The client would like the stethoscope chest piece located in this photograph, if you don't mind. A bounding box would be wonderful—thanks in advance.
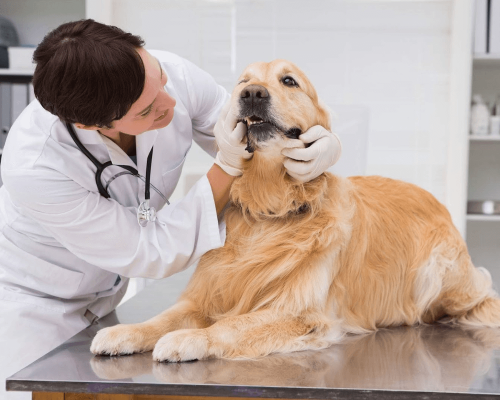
[65,122,168,228]
[137,200,157,227]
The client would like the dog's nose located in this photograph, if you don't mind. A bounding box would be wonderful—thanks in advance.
[240,84,269,102]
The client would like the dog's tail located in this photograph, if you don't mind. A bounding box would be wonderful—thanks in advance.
[451,266,500,327]
[458,295,500,327]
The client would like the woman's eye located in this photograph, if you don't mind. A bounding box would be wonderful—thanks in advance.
[282,76,298,87]
[141,109,152,117]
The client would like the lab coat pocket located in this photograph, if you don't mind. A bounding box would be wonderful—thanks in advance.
[0,233,84,301]
[161,150,189,200]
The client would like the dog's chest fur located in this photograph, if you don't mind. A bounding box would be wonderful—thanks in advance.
[181,155,355,321]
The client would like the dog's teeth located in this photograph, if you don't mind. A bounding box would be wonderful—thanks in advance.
[247,119,264,126]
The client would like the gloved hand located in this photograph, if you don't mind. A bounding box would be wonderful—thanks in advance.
[281,125,342,182]
[213,100,252,176]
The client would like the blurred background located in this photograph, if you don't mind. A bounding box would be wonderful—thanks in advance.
[2,0,500,295]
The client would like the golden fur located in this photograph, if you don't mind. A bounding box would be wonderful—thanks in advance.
[91,60,500,362]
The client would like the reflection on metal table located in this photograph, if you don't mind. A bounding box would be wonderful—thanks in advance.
[7,272,500,399]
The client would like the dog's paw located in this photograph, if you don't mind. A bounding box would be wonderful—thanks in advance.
[90,324,152,356]
[152,329,210,362]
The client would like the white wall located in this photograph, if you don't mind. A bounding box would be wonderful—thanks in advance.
[236,0,454,204]
[100,0,461,208]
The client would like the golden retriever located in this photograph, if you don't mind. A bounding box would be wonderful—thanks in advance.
[91,60,500,362]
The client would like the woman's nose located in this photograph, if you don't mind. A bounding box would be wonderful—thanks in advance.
[159,90,176,109]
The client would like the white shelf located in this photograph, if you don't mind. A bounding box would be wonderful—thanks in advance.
[0,69,34,76]
[469,135,500,141]
[474,53,500,60]
[467,214,500,221]
[473,54,500,67]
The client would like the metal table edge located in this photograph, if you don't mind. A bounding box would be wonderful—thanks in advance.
[6,380,500,399]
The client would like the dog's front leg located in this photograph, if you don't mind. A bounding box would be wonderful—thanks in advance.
[152,310,341,362]
[91,300,208,356]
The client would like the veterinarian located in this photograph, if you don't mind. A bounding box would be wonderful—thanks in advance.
[0,19,341,399]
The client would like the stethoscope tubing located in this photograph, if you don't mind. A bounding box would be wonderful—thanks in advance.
[104,171,168,203]
[65,122,169,205]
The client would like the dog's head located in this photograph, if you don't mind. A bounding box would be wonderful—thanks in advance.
[232,59,331,153]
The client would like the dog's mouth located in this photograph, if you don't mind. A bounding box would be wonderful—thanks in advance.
[239,115,277,153]
[242,115,275,129]
[246,115,264,126]
[239,115,302,153]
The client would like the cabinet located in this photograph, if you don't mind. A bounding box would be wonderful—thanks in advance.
[0,0,85,135]
[466,56,500,285]
[0,0,85,185]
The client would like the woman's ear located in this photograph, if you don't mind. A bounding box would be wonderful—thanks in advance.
[74,123,100,131]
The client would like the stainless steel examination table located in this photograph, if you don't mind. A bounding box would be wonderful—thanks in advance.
[7,269,500,400]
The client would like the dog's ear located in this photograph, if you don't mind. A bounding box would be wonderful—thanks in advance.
[316,100,332,132]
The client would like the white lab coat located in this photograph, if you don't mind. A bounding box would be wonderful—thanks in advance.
[0,50,229,400]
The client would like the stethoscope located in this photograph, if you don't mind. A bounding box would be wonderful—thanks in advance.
[65,122,169,227]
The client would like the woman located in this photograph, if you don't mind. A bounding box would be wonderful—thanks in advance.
[0,19,340,400]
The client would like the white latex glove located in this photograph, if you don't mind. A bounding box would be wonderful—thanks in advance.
[213,101,253,176]
[281,125,342,182]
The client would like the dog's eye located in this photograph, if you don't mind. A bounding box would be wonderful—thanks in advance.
[282,76,298,87]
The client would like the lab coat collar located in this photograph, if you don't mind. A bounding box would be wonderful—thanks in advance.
[69,124,159,171]
[70,124,106,146]
[70,124,131,167]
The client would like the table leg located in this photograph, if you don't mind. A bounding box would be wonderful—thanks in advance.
[32,393,64,400]
[33,394,132,400]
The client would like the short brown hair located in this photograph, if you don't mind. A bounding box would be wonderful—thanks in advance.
[33,19,145,128]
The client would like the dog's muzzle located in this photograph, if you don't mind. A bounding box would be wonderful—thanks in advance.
[238,84,302,152]
[238,84,276,152]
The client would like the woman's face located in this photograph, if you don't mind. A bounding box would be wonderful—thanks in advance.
[76,47,177,139]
